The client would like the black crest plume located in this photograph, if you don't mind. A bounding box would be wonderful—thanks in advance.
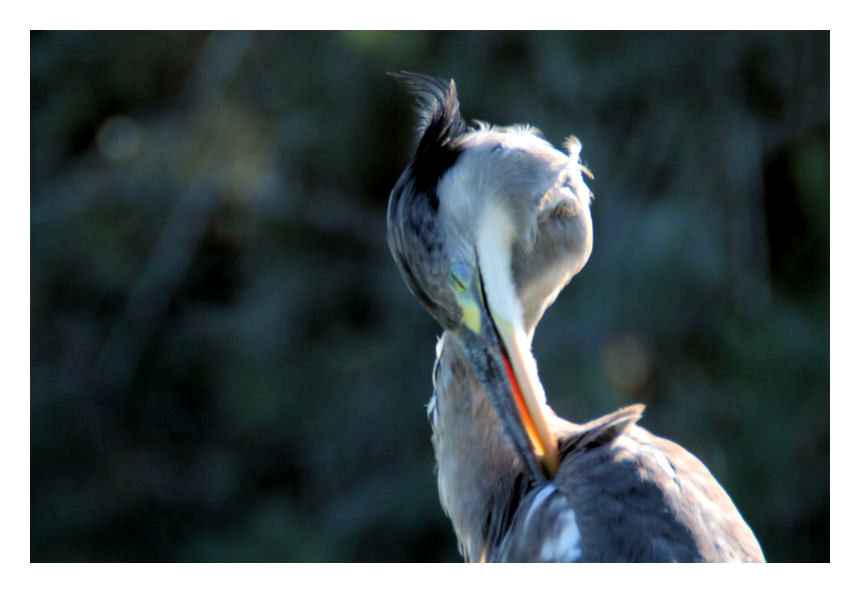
[389,72,466,149]
[389,72,467,195]
[386,72,468,330]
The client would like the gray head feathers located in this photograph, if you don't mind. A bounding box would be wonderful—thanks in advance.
[387,72,595,333]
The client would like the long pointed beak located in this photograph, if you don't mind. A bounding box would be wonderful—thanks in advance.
[489,313,559,478]
[454,273,559,481]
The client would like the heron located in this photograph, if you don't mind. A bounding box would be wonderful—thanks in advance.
[386,72,764,562]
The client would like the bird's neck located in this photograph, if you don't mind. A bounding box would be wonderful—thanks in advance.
[429,332,526,561]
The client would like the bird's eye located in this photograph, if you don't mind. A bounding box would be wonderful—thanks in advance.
[450,262,471,292]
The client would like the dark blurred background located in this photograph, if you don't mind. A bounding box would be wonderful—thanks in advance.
[31,31,829,562]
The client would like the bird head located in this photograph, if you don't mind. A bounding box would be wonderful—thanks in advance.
[387,73,593,480]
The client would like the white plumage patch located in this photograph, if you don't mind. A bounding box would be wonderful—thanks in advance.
[529,485,583,562]
[540,508,582,562]
[475,202,522,331]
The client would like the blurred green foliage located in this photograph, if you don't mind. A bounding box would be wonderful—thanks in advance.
[31,31,828,562]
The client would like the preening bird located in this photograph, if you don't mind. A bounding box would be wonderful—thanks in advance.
[386,72,764,562]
